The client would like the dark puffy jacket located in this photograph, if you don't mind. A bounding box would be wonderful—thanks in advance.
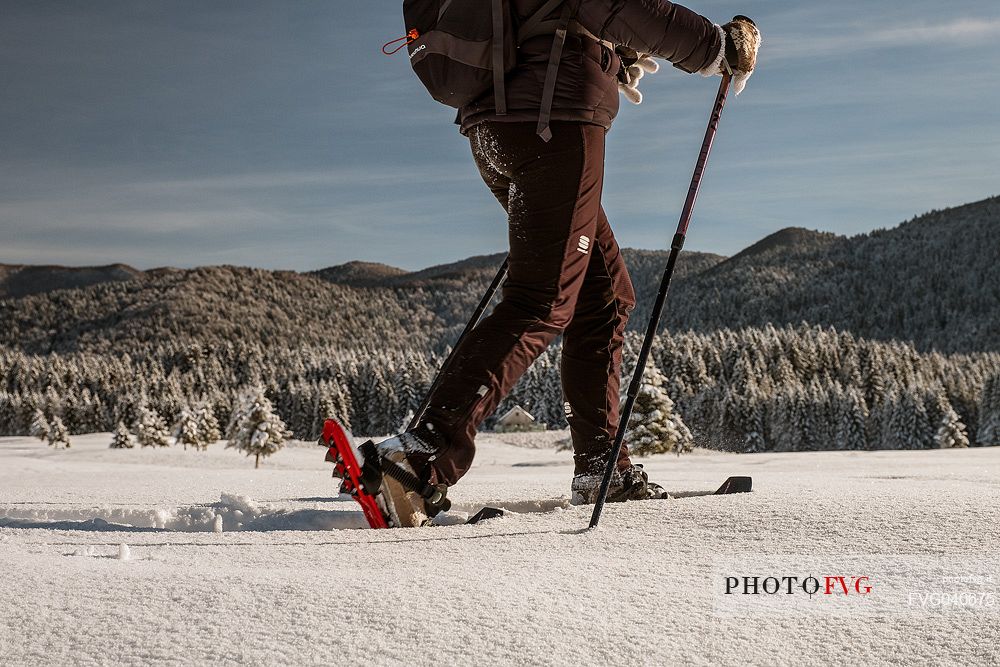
[458,0,721,134]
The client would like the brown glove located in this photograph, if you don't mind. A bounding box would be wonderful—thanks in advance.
[701,15,761,95]
[724,16,760,93]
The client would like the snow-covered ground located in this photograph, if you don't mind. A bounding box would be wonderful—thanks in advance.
[1,433,998,666]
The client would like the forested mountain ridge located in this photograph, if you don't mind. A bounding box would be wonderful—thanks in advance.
[0,263,143,299]
[0,266,441,355]
[707,227,838,270]
[640,196,1000,353]
[0,196,997,354]
[309,261,406,287]
[312,250,725,289]
[0,251,719,355]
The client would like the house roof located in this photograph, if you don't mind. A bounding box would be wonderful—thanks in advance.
[497,405,535,423]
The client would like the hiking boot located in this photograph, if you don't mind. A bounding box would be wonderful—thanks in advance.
[371,424,445,528]
[375,449,429,528]
[570,464,667,505]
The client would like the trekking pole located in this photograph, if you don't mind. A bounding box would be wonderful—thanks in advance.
[409,257,509,430]
[589,67,733,529]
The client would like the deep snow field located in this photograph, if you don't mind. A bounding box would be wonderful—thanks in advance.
[1,432,998,666]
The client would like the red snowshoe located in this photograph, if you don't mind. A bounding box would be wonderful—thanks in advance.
[320,419,455,529]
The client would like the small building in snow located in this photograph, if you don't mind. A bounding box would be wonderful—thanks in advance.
[494,405,545,432]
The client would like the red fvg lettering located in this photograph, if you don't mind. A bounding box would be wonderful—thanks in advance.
[823,576,872,595]
[825,576,848,595]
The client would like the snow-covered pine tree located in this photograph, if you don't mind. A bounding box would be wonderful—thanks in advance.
[765,385,795,452]
[135,406,171,448]
[881,390,934,450]
[801,380,828,451]
[905,389,935,449]
[110,421,134,449]
[47,415,71,449]
[194,401,221,447]
[226,387,292,468]
[719,392,747,450]
[361,364,394,436]
[0,391,12,434]
[790,386,818,452]
[29,409,50,442]
[743,418,766,453]
[313,380,351,436]
[313,391,336,439]
[923,388,950,435]
[976,375,1000,446]
[625,365,693,456]
[225,390,250,440]
[741,386,767,453]
[391,364,420,422]
[683,347,712,393]
[172,406,200,451]
[859,345,888,409]
[836,387,869,450]
[934,405,969,448]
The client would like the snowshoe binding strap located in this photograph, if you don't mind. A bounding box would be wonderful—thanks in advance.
[359,440,452,517]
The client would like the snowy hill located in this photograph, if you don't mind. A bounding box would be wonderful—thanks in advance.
[310,260,408,287]
[313,251,725,289]
[1,433,997,665]
[0,262,143,299]
[709,226,838,267]
[0,249,720,355]
[657,196,1000,352]
[1,197,997,354]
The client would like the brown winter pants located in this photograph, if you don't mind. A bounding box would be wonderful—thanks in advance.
[420,121,636,485]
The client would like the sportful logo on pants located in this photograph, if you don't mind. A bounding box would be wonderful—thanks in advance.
[577,235,591,254]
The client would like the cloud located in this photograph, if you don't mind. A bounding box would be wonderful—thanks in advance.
[872,18,999,43]
[765,17,1000,61]
[123,167,476,194]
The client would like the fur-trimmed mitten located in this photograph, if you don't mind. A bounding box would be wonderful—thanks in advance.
[616,47,660,105]
[700,15,761,95]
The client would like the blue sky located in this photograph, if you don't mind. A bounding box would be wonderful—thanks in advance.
[1,1,997,271]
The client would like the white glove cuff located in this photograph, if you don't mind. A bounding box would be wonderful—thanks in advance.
[698,24,726,78]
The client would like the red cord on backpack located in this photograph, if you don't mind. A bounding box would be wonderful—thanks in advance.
[382,29,420,55]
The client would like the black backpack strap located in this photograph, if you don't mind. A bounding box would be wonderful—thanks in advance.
[492,0,507,115]
[535,1,574,141]
[517,0,568,45]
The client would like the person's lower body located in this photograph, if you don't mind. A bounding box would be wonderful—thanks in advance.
[405,120,637,489]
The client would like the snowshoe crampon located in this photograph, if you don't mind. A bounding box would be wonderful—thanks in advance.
[320,419,454,529]
[320,419,389,529]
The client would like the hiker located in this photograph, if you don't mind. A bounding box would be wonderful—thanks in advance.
[376,2,760,524]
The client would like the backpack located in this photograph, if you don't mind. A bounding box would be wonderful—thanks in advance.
[386,0,577,140]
